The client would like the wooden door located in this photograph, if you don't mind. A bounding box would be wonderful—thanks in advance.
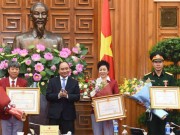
[156,2,180,40]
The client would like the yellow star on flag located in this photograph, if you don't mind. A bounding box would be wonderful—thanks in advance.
[100,33,113,60]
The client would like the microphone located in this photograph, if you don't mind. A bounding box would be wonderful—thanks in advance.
[170,122,180,128]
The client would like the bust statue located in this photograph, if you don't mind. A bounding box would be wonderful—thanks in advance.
[13,2,66,50]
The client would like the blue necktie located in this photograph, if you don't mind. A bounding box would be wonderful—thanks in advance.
[62,78,66,90]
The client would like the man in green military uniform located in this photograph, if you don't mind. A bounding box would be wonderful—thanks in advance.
[143,52,176,135]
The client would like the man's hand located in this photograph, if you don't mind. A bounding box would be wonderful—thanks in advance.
[59,89,68,98]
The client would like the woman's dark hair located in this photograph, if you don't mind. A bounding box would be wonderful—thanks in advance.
[97,60,110,71]
[8,61,20,69]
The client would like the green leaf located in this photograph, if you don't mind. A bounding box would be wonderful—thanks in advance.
[53,49,59,53]
[0,70,7,78]
[20,64,27,73]
[51,57,61,65]
[40,58,46,64]
[81,49,88,55]
[45,68,54,76]
[28,45,35,50]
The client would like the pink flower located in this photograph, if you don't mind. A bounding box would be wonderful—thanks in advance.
[68,62,73,67]
[31,54,41,61]
[33,73,42,81]
[24,73,29,78]
[59,51,69,58]
[68,69,72,76]
[44,52,53,60]
[0,64,4,70]
[72,47,79,54]
[73,70,78,75]
[71,56,79,62]
[76,64,83,72]
[12,48,21,54]
[0,48,4,53]
[36,44,45,51]
[62,48,71,55]
[0,60,8,70]
[12,58,17,61]
[27,68,31,72]
[80,55,85,59]
[25,59,31,66]
[19,49,28,57]
[34,63,44,72]
[50,65,56,71]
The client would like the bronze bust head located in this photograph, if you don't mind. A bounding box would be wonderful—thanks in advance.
[13,2,66,50]
[30,2,48,39]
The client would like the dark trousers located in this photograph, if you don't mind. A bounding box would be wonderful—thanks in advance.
[147,113,166,135]
[49,118,75,134]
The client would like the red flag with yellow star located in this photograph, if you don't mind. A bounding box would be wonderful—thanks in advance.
[100,0,114,79]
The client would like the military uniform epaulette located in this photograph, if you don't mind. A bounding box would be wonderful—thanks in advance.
[144,72,152,76]
[165,72,173,76]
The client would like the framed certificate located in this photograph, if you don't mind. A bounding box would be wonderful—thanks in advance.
[150,86,180,109]
[6,87,40,114]
[92,94,126,122]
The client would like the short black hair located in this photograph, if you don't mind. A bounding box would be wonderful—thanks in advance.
[30,2,48,14]
[8,61,20,69]
[97,60,110,71]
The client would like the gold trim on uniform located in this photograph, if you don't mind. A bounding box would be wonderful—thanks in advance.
[165,72,173,76]
[144,72,151,76]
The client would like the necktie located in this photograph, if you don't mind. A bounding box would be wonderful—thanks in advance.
[12,81,15,87]
[62,78,66,90]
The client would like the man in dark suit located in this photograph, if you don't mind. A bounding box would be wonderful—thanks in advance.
[46,61,80,134]
[0,61,27,135]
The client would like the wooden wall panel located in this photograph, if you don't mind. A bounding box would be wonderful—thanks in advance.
[109,0,156,85]
[1,0,179,134]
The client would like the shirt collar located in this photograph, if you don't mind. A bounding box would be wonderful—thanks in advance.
[152,70,165,76]
[60,76,68,80]
[32,29,47,39]
[9,77,17,84]
[96,76,111,83]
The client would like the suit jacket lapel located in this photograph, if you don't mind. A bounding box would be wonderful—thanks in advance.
[5,78,10,87]
[16,78,20,87]
[65,77,71,91]
[56,77,62,90]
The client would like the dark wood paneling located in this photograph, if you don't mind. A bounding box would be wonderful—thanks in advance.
[1,0,179,134]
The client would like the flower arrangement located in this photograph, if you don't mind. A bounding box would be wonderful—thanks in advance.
[119,78,144,95]
[89,78,107,97]
[79,77,107,98]
[78,77,95,98]
[0,43,88,95]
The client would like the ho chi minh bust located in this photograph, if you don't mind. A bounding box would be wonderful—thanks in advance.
[13,2,66,50]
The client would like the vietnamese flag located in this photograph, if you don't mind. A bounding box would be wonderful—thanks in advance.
[100,0,115,79]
